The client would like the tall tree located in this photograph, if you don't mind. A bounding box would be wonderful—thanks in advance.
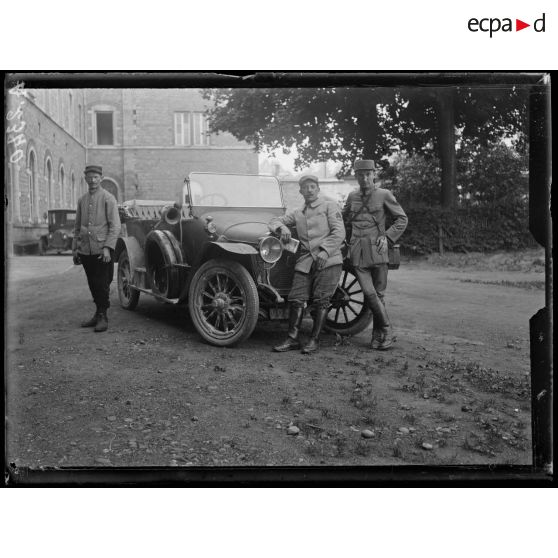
[384,85,529,206]
[204,85,528,207]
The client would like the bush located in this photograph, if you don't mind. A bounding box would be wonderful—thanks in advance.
[380,143,531,255]
[399,200,531,255]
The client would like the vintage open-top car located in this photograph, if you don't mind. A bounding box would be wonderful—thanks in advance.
[39,209,76,254]
[115,172,374,347]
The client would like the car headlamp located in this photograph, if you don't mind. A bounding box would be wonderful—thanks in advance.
[259,236,283,264]
[204,216,217,234]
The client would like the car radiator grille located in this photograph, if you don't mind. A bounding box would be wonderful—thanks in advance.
[269,255,296,294]
[52,231,67,247]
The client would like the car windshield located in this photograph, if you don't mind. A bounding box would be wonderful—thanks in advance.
[188,173,283,208]
[49,211,76,228]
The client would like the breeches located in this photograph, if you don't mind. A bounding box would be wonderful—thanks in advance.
[354,264,388,302]
[288,264,343,309]
[80,254,115,311]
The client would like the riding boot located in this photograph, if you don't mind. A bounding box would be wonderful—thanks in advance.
[365,294,393,350]
[370,303,388,349]
[94,310,108,332]
[81,308,100,327]
[377,324,396,350]
[370,327,382,350]
[301,306,328,354]
[273,306,304,352]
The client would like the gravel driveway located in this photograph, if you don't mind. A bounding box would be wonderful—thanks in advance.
[6,253,544,472]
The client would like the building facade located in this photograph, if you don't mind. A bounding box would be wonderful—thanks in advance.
[6,87,257,252]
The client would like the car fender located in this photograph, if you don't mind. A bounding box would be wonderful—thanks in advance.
[178,241,259,303]
[115,236,144,272]
[204,241,258,258]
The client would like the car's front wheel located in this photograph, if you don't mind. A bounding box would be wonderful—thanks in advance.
[188,258,259,347]
[117,251,140,310]
[325,266,373,337]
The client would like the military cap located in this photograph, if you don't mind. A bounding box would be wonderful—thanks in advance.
[84,164,103,175]
[298,174,319,186]
[353,159,376,171]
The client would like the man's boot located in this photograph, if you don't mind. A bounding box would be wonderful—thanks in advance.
[365,294,394,350]
[370,327,382,350]
[94,311,108,332]
[370,303,389,349]
[377,326,396,350]
[301,306,328,354]
[81,308,99,328]
[273,306,304,352]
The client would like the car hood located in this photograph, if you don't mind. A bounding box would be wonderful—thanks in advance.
[198,209,283,244]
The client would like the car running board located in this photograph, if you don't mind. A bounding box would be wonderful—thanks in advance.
[134,286,180,304]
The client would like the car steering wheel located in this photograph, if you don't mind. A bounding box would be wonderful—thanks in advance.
[198,193,228,206]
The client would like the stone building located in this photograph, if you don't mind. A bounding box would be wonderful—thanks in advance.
[6,88,257,253]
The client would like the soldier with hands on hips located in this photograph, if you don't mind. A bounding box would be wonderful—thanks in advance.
[72,165,121,332]
[269,174,345,354]
[342,159,408,350]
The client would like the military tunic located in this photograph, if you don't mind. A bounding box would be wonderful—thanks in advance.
[342,187,407,267]
[73,187,120,256]
[269,196,345,273]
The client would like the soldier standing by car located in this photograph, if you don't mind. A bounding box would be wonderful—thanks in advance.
[343,159,408,350]
[72,165,121,332]
[269,174,345,354]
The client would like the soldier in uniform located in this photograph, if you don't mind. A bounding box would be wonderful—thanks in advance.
[269,174,345,354]
[343,159,408,350]
[72,165,121,332]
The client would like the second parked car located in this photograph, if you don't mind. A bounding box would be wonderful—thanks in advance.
[39,209,76,254]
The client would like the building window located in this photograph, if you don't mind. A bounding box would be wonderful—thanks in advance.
[60,166,65,208]
[96,111,114,145]
[71,172,76,207]
[174,112,210,146]
[46,159,53,208]
[28,150,37,222]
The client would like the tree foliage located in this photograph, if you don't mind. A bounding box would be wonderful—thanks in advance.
[380,141,528,207]
[203,85,529,207]
[204,88,396,174]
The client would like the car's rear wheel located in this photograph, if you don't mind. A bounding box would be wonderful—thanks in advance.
[117,251,140,310]
[188,258,259,347]
[325,266,372,336]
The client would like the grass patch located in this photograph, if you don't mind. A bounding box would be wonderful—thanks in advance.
[349,390,378,412]
[403,413,417,425]
[456,278,544,290]
[354,440,372,457]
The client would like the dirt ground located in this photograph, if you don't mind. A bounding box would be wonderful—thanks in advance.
[5,249,545,470]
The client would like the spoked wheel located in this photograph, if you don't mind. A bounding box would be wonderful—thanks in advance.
[325,266,372,336]
[188,258,259,347]
[117,251,140,310]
